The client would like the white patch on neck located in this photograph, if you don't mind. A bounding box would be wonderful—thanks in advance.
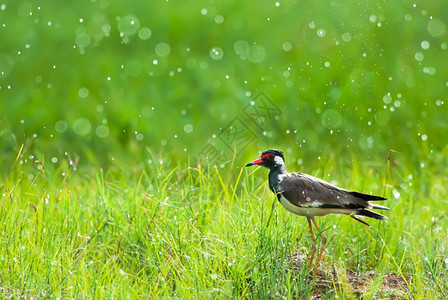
[274,156,285,168]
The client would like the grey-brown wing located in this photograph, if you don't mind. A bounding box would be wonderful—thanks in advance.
[276,173,372,209]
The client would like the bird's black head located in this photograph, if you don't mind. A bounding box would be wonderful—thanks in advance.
[245,149,285,170]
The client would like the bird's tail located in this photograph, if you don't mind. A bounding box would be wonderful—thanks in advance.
[370,203,390,210]
[350,208,388,226]
[356,208,387,220]
[350,191,387,201]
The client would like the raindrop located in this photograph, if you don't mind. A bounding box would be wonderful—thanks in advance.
[427,19,446,37]
[78,87,89,98]
[309,21,315,29]
[73,118,91,136]
[383,93,392,104]
[282,42,292,51]
[234,40,249,59]
[155,42,171,57]
[138,27,152,40]
[117,15,140,36]
[248,45,266,63]
[51,157,58,163]
[209,47,224,60]
[324,61,330,67]
[421,134,427,141]
[95,125,109,138]
[414,52,424,61]
[341,32,352,42]
[55,120,68,133]
[421,40,430,50]
[317,28,326,37]
[321,109,342,128]
[184,124,193,133]
[215,15,224,24]
[423,66,436,75]
[75,32,91,49]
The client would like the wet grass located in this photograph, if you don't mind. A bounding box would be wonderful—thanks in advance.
[0,146,447,299]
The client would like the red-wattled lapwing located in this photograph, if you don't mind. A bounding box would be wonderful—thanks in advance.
[246,149,389,278]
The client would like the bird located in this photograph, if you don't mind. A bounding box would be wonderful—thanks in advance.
[245,149,389,278]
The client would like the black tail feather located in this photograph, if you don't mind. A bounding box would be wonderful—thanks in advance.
[350,215,371,227]
[371,203,390,210]
[350,191,387,201]
[356,208,387,220]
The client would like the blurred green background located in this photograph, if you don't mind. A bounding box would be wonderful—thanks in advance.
[1,0,447,172]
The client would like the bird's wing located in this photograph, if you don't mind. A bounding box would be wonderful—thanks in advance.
[276,173,373,209]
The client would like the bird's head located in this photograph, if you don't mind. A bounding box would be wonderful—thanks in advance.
[246,149,285,170]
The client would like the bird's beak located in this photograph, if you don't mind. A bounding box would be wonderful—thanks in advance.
[246,157,263,167]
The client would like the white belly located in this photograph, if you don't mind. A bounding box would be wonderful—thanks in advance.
[278,194,354,217]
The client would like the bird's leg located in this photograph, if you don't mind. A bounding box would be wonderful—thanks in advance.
[307,217,317,273]
[312,218,327,280]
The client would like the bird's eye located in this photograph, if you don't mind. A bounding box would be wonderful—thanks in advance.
[269,154,274,159]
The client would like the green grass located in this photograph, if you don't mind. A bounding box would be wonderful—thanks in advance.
[1,145,446,299]
[1,0,448,297]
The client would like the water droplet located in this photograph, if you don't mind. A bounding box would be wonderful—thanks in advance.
[282,42,292,51]
[117,15,140,36]
[215,15,224,24]
[210,47,224,60]
[247,45,266,63]
[234,40,249,59]
[95,125,109,138]
[421,40,430,50]
[383,93,392,104]
[73,118,91,136]
[317,28,326,37]
[427,19,446,37]
[414,52,425,61]
[55,120,68,133]
[341,32,352,42]
[78,87,89,98]
[321,109,342,128]
[184,124,193,133]
[138,27,152,40]
[155,42,171,57]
